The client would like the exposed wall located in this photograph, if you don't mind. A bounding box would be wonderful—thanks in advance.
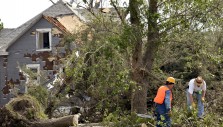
[57,15,86,34]
[0,55,12,106]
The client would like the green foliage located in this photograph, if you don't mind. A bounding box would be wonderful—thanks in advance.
[156,27,223,83]
[62,0,223,124]
[103,110,155,127]
[169,80,223,126]
[64,16,135,113]
[154,0,223,82]
[102,81,223,126]
[171,106,223,127]
[6,95,47,120]
[28,85,49,108]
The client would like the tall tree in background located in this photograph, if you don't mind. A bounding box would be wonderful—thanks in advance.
[0,19,3,30]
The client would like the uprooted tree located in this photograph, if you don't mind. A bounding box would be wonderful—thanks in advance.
[0,95,79,127]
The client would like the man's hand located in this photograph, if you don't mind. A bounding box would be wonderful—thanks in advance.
[189,102,196,110]
[189,105,193,110]
[201,97,205,102]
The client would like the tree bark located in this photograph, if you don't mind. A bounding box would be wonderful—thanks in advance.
[129,0,159,114]
[129,0,147,114]
[31,115,79,127]
[143,0,159,70]
[0,107,79,127]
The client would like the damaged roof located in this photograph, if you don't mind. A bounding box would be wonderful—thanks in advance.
[0,0,120,56]
[0,14,42,55]
[0,0,87,55]
[0,28,14,52]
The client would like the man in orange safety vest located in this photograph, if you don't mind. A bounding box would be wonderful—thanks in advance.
[154,77,175,127]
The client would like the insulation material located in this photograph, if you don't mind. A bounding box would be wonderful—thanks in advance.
[57,15,86,34]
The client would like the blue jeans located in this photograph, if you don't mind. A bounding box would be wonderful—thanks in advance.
[155,104,171,127]
[186,89,204,118]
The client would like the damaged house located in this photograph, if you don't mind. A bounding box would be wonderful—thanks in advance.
[0,0,118,107]
[0,0,90,106]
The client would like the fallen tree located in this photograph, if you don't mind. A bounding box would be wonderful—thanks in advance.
[0,95,79,127]
[31,115,79,127]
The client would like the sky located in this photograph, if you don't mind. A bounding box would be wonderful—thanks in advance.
[0,0,127,28]
[0,0,56,28]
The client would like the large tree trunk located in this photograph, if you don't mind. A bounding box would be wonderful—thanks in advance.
[31,115,79,127]
[0,106,79,127]
[143,0,159,70]
[129,0,159,114]
[131,70,148,114]
[129,0,147,114]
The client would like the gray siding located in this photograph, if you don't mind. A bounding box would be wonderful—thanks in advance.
[0,56,3,106]
[0,55,11,107]
[0,56,3,87]
[0,18,65,106]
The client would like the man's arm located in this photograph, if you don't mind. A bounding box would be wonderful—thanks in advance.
[202,90,206,98]
[165,90,171,111]
[188,79,194,104]
[202,81,207,98]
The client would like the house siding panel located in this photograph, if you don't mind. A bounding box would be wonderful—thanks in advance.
[0,56,3,107]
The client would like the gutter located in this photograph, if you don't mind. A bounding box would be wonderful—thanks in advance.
[0,51,9,56]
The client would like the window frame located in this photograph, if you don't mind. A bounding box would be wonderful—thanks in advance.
[36,28,52,51]
[26,64,40,84]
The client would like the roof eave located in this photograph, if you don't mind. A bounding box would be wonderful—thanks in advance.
[0,51,9,56]
[5,14,43,50]
[43,15,71,34]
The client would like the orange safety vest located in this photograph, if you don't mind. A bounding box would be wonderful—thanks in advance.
[154,86,172,104]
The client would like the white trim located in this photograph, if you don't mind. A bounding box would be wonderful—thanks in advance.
[0,51,9,56]
[36,28,51,32]
[36,49,52,52]
[36,28,52,51]
[26,64,40,69]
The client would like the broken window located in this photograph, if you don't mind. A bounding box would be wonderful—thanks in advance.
[30,68,38,80]
[36,28,52,51]
[26,64,40,84]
